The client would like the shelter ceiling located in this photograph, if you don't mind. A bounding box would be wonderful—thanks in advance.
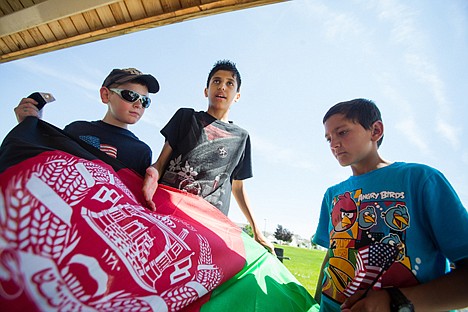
[0,0,285,63]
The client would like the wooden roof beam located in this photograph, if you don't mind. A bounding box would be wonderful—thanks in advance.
[0,0,120,36]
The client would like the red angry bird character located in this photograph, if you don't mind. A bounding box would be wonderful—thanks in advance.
[332,192,358,232]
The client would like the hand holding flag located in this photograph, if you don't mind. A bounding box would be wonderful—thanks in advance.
[343,242,401,298]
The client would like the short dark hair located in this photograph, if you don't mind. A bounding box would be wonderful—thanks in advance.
[206,60,241,91]
[323,98,384,147]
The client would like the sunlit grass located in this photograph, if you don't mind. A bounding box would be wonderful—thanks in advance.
[274,245,468,312]
[274,244,326,297]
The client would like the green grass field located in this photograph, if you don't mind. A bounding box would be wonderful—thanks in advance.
[274,244,326,297]
[275,245,468,312]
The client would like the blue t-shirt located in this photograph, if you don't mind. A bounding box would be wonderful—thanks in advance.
[313,162,468,312]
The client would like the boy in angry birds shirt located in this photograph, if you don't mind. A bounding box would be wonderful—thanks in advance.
[313,98,468,312]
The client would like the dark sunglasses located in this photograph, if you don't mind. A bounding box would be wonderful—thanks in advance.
[109,88,151,108]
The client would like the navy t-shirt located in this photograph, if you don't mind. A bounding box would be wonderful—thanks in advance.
[64,120,151,176]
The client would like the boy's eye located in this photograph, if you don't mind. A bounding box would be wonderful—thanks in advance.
[339,130,349,136]
[227,81,234,86]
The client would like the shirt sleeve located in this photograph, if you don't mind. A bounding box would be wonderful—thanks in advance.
[160,108,194,149]
[422,168,468,262]
[313,190,332,248]
[232,134,253,180]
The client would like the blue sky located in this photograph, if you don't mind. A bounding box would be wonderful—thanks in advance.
[1,0,467,239]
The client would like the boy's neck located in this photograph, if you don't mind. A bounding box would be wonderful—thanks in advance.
[101,116,128,129]
[351,155,391,176]
[206,108,229,122]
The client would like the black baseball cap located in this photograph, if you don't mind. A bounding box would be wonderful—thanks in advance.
[102,68,160,93]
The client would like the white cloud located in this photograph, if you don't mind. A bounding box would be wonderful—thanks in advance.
[394,119,430,156]
[300,0,367,41]
[377,0,417,45]
[380,81,432,156]
[375,1,460,150]
[323,13,364,41]
[447,1,468,42]
[251,134,318,172]
[405,52,459,150]
[436,120,460,149]
[16,59,98,91]
[463,150,468,165]
[405,54,450,116]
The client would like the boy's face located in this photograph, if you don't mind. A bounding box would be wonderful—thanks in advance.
[324,113,377,168]
[204,70,240,111]
[101,82,150,128]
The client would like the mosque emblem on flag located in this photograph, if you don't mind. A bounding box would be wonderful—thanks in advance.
[0,152,225,311]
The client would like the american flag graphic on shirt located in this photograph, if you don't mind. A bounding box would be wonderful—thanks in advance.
[100,144,118,158]
[343,242,400,297]
[79,135,117,158]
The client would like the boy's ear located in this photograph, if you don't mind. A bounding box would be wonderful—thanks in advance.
[204,88,208,98]
[100,86,111,103]
[371,121,384,142]
[234,92,241,102]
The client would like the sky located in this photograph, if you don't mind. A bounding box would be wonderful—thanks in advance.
[1,0,467,240]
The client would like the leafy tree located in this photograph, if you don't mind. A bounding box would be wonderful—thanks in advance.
[242,224,254,237]
[310,234,318,248]
[274,224,293,243]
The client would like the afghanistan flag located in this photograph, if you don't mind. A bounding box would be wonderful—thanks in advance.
[0,117,318,312]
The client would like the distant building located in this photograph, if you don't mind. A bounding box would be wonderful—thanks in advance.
[234,222,315,249]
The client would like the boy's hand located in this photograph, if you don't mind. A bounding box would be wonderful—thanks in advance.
[254,230,275,254]
[14,98,42,122]
[142,166,159,211]
[341,289,391,312]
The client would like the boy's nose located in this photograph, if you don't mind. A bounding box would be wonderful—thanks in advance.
[329,137,340,148]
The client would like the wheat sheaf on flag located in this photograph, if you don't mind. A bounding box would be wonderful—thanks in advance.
[343,242,400,297]
[0,118,318,312]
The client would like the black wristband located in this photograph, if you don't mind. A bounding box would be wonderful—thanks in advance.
[385,287,414,312]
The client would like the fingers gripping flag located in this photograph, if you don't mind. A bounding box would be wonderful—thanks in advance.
[343,242,400,297]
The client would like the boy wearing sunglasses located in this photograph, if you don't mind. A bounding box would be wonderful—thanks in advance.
[14,68,159,177]
[142,60,274,253]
